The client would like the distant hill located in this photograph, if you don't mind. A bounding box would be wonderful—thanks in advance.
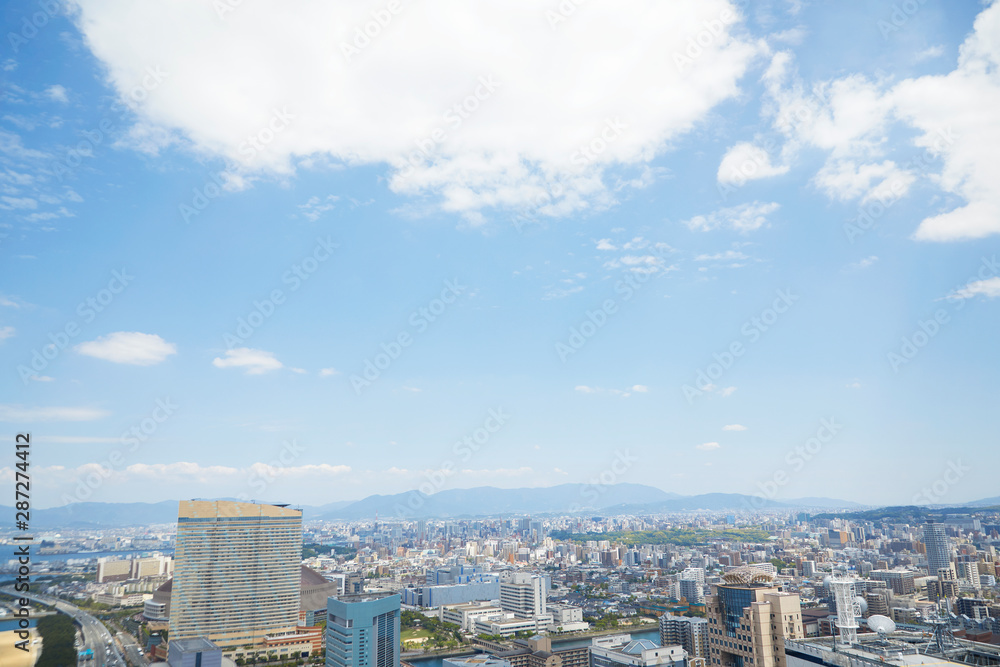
[0,501,181,528]
[962,496,1000,507]
[324,487,862,519]
[323,483,676,520]
[0,499,358,528]
[3,486,864,527]
[813,502,1000,522]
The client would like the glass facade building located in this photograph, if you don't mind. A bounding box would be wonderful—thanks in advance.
[326,594,400,667]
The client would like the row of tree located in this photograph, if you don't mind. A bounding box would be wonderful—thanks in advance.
[35,613,78,667]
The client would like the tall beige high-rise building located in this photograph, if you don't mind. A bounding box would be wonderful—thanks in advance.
[169,500,302,649]
[705,567,803,667]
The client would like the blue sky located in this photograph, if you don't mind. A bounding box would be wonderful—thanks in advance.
[1,0,999,508]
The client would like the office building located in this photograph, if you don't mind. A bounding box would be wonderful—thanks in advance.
[401,580,500,607]
[680,578,705,605]
[495,635,589,667]
[869,570,915,595]
[326,594,400,667]
[924,520,952,576]
[660,614,707,660]
[97,555,174,583]
[169,500,302,649]
[705,567,803,667]
[500,573,546,619]
[864,591,889,618]
[440,602,505,633]
[548,603,588,632]
[956,597,989,621]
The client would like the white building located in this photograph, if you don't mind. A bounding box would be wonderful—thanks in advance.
[499,573,546,619]
[590,637,687,667]
[440,601,505,633]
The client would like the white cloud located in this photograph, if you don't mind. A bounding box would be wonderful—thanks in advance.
[915,45,945,62]
[75,332,177,365]
[319,367,340,377]
[946,277,1000,300]
[895,3,1000,241]
[0,405,110,422]
[763,53,894,159]
[682,201,780,233]
[1,196,38,209]
[717,141,789,184]
[723,424,746,431]
[749,4,1000,241]
[45,85,69,103]
[69,0,761,223]
[0,325,14,341]
[299,194,339,221]
[695,250,749,261]
[719,386,737,397]
[123,461,352,483]
[631,385,649,393]
[813,159,914,203]
[697,441,721,451]
[212,347,285,374]
[854,255,878,269]
[602,239,676,275]
[596,238,617,250]
[574,385,597,393]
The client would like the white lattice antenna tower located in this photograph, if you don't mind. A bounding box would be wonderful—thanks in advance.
[829,574,861,646]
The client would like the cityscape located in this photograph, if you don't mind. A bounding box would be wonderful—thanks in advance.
[5,500,1000,667]
[3,2,1000,667]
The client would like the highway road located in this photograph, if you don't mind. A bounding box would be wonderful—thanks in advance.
[117,629,150,667]
[0,588,137,667]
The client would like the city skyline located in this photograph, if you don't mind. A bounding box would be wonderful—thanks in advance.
[2,0,1000,508]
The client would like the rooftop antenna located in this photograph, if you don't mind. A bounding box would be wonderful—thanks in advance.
[829,573,862,647]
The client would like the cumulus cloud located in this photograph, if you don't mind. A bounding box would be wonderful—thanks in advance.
[946,277,1000,300]
[741,2,1000,241]
[68,0,760,223]
[717,141,789,184]
[682,201,780,233]
[813,159,915,203]
[894,2,1000,241]
[697,441,721,451]
[75,332,177,365]
[0,325,14,341]
[212,347,285,374]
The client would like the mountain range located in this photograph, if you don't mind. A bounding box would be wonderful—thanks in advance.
[3,484,873,528]
[12,484,1000,528]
